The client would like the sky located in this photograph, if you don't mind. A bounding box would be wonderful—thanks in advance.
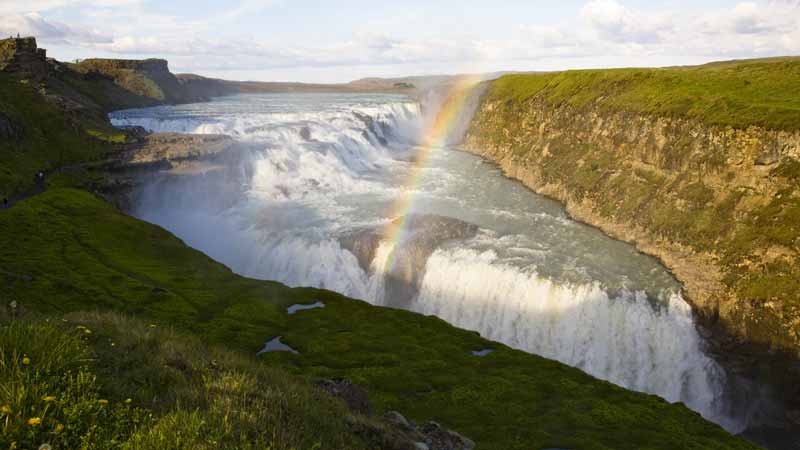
[1,0,799,82]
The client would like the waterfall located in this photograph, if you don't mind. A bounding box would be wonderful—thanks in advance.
[111,91,752,434]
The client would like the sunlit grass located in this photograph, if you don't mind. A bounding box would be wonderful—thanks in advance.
[490,57,800,131]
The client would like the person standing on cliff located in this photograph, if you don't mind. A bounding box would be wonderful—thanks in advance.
[34,170,45,189]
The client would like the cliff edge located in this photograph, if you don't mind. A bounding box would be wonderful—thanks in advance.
[464,57,800,426]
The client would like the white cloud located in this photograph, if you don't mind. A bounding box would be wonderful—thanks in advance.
[0,12,112,44]
[1,0,799,81]
[0,0,142,15]
[580,0,673,44]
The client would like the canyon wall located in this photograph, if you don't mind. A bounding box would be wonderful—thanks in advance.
[463,63,800,362]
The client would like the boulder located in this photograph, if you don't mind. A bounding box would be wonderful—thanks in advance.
[316,378,373,416]
[384,411,413,430]
[420,421,475,450]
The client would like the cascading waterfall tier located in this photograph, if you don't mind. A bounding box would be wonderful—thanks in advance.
[111,91,759,434]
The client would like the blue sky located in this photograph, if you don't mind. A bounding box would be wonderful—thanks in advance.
[1,0,798,82]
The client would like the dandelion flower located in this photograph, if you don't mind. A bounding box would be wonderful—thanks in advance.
[41,396,56,402]
[98,399,108,405]
[54,423,64,433]
[27,417,42,426]
[22,355,30,365]
[1,404,11,414]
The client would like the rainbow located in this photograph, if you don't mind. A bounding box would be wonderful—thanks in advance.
[380,74,482,266]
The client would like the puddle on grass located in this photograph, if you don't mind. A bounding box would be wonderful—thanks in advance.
[257,336,299,355]
[287,301,325,314]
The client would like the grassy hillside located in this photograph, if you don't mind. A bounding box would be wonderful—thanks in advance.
[491,57,800,131]
[0,74,126,199]
[1,313,379,450]
[0,188,760,450]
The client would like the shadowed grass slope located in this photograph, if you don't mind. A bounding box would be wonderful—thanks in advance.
[0,188,760,450]
[0,74,126,199]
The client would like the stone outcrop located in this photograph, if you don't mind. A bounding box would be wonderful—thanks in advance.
[114,132,236,170]
[339,214,479,307]
[0,37,48,83]
[74,58,208,105]
[97,131,238,210]
[317,378,474,450]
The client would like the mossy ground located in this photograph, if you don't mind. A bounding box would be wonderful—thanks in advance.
[490,57,800,131]
[0,188,760,450]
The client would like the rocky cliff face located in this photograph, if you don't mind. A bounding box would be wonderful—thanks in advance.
[464,90,800,360]
[74,58,209,106]
[0,37,48,82]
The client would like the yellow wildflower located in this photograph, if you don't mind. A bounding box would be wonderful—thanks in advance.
[1,404,11,414]
[54,423,64,433]
[41,396,56,402]
[27,417,42,426]
[22,355,30,365]
[124,398,132,404]
[83,328,92,334]
[98,399,108,405]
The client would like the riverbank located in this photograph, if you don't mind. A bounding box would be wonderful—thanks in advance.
[462,58,800,439]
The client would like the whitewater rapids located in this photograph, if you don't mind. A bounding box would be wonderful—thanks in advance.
[112,92,750,432]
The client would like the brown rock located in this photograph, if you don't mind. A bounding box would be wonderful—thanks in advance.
[316,378,373,416]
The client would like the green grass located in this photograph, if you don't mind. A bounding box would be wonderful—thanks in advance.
[490,57,800,130]
[0,312,382,450]
[0,188,761,450]
[0,319,150,450]
[0,74,120,199]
